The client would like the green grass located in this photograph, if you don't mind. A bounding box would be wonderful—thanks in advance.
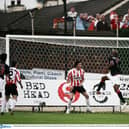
[0,111,129,124]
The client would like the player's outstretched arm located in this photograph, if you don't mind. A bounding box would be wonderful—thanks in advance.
[18,81,23,89]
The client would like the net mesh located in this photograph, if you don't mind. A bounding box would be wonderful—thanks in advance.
[7,36,129,75]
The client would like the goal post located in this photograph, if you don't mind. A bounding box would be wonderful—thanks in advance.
[0,36,6,55]
[5,36,10,65]
[6,35,129,47]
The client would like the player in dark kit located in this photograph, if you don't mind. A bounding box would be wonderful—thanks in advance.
[0,53,9,115]
[95,49,127,110]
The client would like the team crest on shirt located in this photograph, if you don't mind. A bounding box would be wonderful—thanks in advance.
[73,76,81,80]
[58,82,80,103]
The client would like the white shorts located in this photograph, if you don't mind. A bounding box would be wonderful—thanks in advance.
[106,73,120,86]
[0,78,5,91]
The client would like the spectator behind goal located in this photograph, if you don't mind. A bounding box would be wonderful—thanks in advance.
[94,13,101,29]
[123,9,129,22]
[97,15,110,31]
[76,13,85,30]
[82,13,90,30]
[67,7,78,21]
[110,12,119,30]
[87,16,95,31]
[122,15,129,29]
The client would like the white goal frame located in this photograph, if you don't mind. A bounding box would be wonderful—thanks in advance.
[6,34,129,66]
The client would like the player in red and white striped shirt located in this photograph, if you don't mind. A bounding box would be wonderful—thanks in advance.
[66,60,92,114]
[67,65,85,87]
[1,61,23,115]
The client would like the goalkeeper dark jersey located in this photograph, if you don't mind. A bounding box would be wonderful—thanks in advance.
[108,56,121,76]
[0,63,9,79]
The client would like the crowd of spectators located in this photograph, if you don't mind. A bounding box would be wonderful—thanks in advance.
[110,9,129,30]
[75,13,110,31]
[66,7,110,31]
[53,7,129,31]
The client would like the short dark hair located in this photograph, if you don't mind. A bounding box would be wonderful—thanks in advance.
[0,53,7,63]
[11,60,17,67]
[112,49,118,57]
[74,60,81,67]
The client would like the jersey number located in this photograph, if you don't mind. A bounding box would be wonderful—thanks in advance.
[9,70,13,80]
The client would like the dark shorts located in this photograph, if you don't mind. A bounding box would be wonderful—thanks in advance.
[5,84,18,96]
[0,92,2,98]
[71,86,86,94]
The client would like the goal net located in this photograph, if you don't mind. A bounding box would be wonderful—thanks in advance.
[5,35,129,76]
[1,35,129,111]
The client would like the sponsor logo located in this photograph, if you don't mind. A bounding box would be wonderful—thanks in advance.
[58,82,80,103]
[23,81,50,99]
[89,84,111,103]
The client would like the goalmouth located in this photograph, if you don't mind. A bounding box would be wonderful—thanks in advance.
[5,35,129,75]
[2,35,129,112]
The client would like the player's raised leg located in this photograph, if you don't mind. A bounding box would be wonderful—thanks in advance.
[95,74,109,94]
[113,84,127,110]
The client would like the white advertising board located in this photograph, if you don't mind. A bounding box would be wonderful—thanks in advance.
[1,73,129,107]
[119,75,129,98]
[16,79,120,106]
[19,68,65,80]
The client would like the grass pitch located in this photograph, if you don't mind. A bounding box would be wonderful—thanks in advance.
[0,111,129,124]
